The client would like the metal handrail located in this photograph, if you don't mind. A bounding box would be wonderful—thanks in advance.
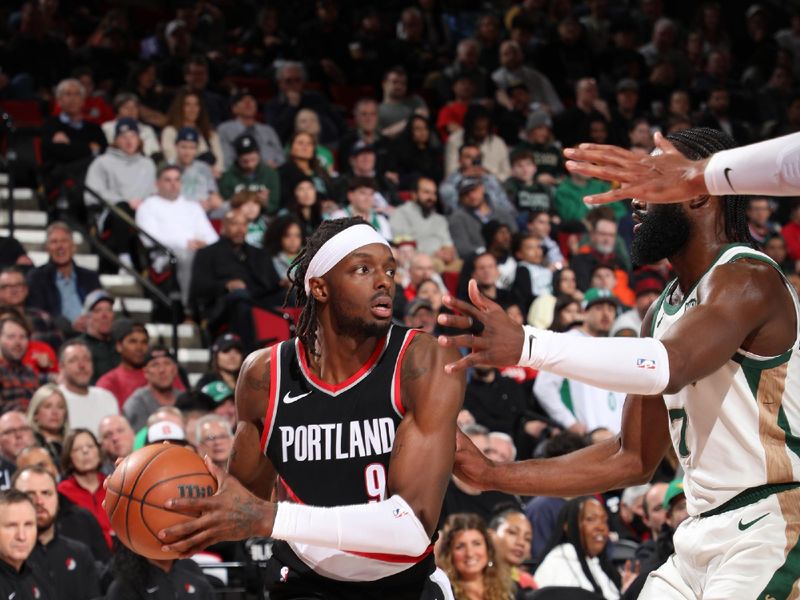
[78,184,182,353]
[0,111,15,237]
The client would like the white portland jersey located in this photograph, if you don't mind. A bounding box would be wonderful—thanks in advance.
[651,244,800,516]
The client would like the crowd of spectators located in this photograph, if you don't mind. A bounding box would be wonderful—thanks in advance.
[1,0,800,598]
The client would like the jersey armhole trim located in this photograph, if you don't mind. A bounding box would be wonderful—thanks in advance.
[391,329,421,418]
[731,348,793,369]
[260,343,281,452]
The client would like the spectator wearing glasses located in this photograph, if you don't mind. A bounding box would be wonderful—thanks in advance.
[57,430,112,549]
[195,415,233,471]
[0,412,36,489]
[0,268,62,351]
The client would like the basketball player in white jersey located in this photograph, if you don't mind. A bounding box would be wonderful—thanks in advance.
[155,217,465,599]
[438,128,800,599]
[562,130,800,204]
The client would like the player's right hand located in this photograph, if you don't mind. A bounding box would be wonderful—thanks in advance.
[563,132,710,205]
[158,455,276,557]
[452,429,493,491]
[436,279,525,373]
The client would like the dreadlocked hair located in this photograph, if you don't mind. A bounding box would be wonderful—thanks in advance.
[665,127,755,247]
[286,217,368,356]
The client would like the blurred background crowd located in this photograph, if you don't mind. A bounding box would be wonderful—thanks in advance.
[0,0,799,598]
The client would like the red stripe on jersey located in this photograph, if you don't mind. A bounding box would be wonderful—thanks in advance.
[260,344,280,452]
[392,330,420,417]
[279,478,305,504]
[297,334,387,393]
[346,544,434,564]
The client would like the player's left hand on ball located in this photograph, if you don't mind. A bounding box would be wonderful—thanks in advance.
[436,279,524,373]
[158,455,276,557]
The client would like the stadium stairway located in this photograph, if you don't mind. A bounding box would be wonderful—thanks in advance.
[2,181,210,387]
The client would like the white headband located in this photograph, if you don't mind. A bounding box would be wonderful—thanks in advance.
[304,224,391,293]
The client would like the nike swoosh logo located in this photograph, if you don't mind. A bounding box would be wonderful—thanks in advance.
[146,587,159,593]
[528,334,536,356]
[723,167,735,192]
[738,512,769,531]
[283,391,311,404]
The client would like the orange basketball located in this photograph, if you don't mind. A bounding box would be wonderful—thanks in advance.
[105,443,218,559]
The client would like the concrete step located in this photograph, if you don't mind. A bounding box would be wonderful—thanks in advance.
[28,250,98,271]
[4,227,89,253]
[113,297,152,321]
[177,348,210,373]
[99,274,142,297]
[0,188,38,211]
[0,210,47,228]
[145,323,202,349]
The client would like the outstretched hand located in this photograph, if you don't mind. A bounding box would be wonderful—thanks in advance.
[436,279,524,373]
[563,132,710,205]
[452,429,494,491]
[158,455,275,557]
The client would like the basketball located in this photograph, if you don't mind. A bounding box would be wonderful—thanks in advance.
[105,443,218,559]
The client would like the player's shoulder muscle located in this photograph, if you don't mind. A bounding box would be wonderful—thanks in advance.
[235,348,272,425]
[400,332,464,414]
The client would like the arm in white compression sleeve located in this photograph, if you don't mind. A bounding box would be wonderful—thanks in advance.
[519,326,670,396]
[705,132,800,196]
[271,494,431,557]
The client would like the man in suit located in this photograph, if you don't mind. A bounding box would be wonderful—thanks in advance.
[190,210,282,350]
[25,222,101,334]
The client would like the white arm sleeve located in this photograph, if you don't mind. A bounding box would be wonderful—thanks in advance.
[705,132,800,196]
[271,494,430,557]
[519,326,670,396]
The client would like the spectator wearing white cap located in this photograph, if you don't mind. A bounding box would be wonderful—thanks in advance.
[76,290,117,382]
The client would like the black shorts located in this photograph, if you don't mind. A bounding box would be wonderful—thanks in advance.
[264,542,451,600]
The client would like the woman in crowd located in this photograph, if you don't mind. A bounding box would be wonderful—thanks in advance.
[278,131,335,207]
[393,114,444,185]
[27,383,70,465]
[126,61,169,128]
[101,92,161,157]
[439,513,519,600]
[230,189,268,247]
[534,497,626,599]
[161,90,224,175]
[415,278,444,312]
[263,215,304,287]
[527,267,584,327]
[58,429,113,549]
[489,508,537,591]
[195,333,244,392]
[280,177,324,238]
[293,109,336,174]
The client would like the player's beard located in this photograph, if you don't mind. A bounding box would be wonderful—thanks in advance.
[329,295,392,340]
[631,203,692,267]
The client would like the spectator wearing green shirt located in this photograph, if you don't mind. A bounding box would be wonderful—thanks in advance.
[218,133,281,214]
[554,172,626,225]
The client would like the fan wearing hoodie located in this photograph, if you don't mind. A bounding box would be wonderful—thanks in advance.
[84,118,157,270]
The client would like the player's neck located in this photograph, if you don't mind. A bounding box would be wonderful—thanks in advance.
[310,327,383,386]
[669,228,730,296]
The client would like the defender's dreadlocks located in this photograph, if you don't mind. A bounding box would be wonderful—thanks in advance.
[286,217,368,356]
[666,127,755,247]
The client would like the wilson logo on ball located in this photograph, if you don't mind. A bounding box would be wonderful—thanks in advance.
[177,484,215,498]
